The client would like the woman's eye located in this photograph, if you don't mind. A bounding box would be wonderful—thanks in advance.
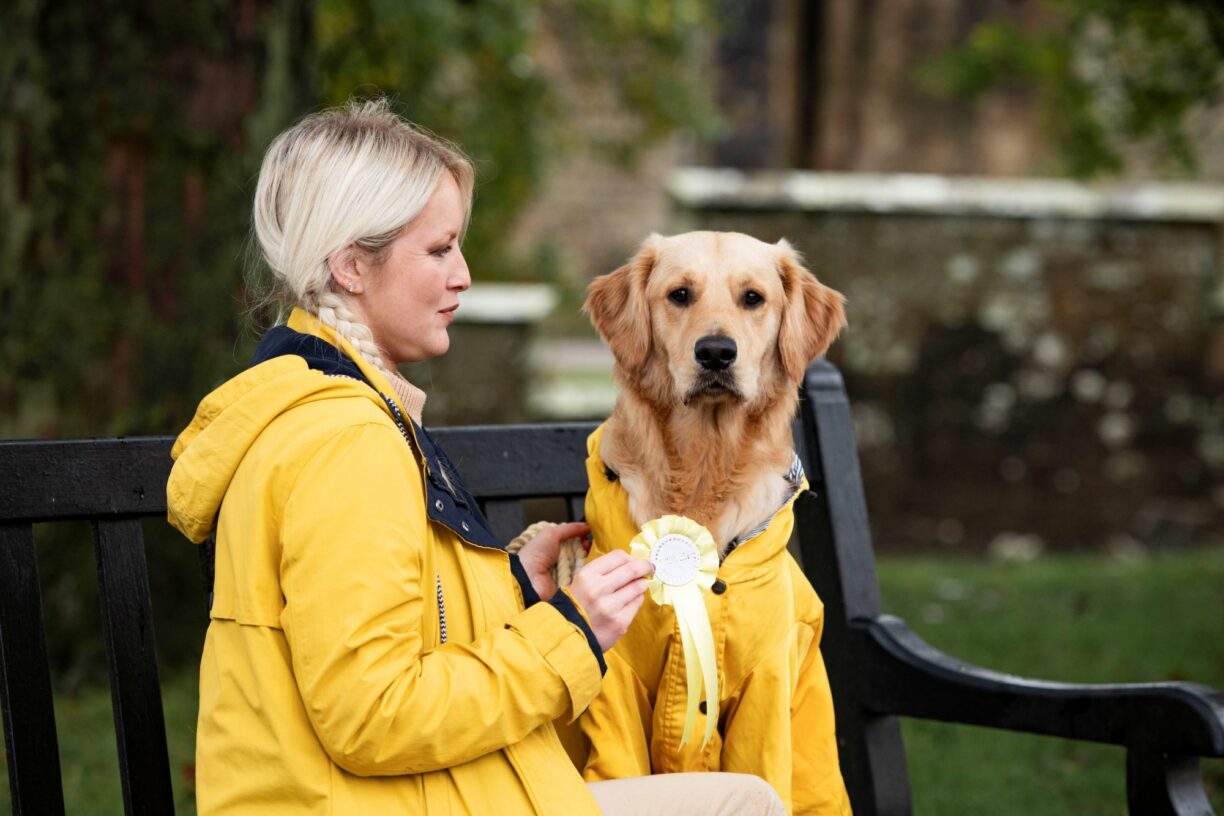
[743,290,764,308]
[431,244,453,258]
[668,288,689,306]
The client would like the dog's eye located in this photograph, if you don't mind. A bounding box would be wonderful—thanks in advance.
[668,288,690,306]
[743,290,764,308]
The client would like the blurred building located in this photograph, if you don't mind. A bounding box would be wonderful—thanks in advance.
[516,0,1224,280]
[512,0,1224,553]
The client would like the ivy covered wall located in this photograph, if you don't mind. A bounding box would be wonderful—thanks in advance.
[1,0,716,439]
[0,0,717,684]
[2,0,312,437]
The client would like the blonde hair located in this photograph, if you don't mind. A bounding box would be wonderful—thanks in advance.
[250,97,474,380]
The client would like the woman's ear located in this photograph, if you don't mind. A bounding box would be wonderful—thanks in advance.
[327,245,363,294]
[584,237,659,370]
[777,240,847,383]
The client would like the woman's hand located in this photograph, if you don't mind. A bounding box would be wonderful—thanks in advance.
[516,521,590,601]
[568,549,654,652]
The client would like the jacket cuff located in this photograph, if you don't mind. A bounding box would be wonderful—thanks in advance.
[509,553,605,676]
[508,552,543,606]
[549,588,607,676]
[509,601,604,721]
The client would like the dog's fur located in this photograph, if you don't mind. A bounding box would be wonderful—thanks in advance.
[585,231,846,552]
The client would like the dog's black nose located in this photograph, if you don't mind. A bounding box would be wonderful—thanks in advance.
[695,335,737,371]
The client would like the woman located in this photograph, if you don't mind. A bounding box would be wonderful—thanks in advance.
[167,98,785,815]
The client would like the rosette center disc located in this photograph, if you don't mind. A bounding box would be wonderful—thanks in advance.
[650,533,701,586]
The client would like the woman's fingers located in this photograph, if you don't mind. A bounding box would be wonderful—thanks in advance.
[581,551,653,599]
[524,521,588,558]
[581,548,632,576]
[517,522,593,602]
[603,556,655,590]
[568,550,656,651]
[551,521,590,540]
[606,577,651,611]
[621,588,648,620]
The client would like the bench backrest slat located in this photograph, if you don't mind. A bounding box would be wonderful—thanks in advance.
[93,519,175,815]
[566,496,585,524]
[481,499,527,546]
[797,363,910,815]
[0,522,67,816]
[431,425,594,498]
[0,438,173,522]
[799,364,883,620]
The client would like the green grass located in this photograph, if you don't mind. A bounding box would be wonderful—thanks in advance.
[878,547,1224,815]
[0,671,199,816]
[2,549,1221,814]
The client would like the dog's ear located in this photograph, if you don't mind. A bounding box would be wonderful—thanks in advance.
[584,237,659,370]
[777,239,846,383]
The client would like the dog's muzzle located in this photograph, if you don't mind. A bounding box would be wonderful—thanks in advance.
[684,370,743,404]
[695,335,737,372]
[684,335,743,404]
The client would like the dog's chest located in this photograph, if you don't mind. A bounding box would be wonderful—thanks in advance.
[620,469,791,553]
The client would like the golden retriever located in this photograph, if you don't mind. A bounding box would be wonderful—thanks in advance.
[584,230,846,551]
[574,231,853,812]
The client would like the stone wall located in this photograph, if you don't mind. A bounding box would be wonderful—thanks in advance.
[672,169,1224,553]
[509,0,1224,293]
[401,284,557,426]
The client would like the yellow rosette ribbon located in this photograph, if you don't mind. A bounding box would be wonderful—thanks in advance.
[629,515,720,748]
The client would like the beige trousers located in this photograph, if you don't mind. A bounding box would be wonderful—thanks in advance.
[587,773,786,816]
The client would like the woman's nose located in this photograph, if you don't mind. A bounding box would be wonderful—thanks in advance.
[450,249,471,291]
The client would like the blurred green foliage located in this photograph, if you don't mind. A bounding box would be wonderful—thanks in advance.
[1,0,313,439]
[923,0,1224,178]
[0,0,718,690]
[314,0,718,282]
[1,0,717,440]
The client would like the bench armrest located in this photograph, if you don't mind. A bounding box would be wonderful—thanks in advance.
[852,614,1224,757]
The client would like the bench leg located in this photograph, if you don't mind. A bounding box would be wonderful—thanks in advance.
[0,523,66,816]
[1126,747,1215,815]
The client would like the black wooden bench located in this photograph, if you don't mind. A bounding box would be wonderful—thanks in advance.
[1,360,1221,815]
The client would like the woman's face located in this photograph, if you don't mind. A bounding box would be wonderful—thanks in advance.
[351,173,471,365]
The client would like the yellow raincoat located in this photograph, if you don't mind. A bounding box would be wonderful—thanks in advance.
[167,309,604,815]
[579,424,852,815]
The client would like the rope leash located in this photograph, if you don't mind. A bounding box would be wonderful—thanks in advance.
[506,521,586,588]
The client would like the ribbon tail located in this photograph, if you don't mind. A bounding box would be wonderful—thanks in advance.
[673,586,718,748]
[673,587,700,747]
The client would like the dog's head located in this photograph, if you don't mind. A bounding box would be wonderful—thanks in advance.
[585,231,846,408]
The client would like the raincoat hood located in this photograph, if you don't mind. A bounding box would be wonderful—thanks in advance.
[168,309,402,544]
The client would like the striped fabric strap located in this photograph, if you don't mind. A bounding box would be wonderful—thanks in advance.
[723,453,806,558]
[436,572,448,644]
[375,390,447,643]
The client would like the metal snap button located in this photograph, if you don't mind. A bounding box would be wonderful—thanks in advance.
[699,700,708,714]
[434,499,444,512]
[711,579,727,595]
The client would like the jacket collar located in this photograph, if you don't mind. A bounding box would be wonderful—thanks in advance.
[284,308,410,418]
[252,311,505,551]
